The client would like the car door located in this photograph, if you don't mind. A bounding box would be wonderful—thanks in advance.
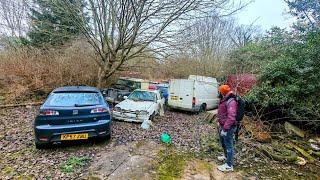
[156,91,165,116]
[158,91,165,105]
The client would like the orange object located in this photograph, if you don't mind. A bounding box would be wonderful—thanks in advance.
[219,85,231,96]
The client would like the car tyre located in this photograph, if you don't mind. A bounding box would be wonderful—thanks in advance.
[149,112,155,121]
[199,104,207,113]
[35,142,50,149]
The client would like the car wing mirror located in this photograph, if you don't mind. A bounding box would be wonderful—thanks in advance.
[124,96,128,99]
[101,90,107,97]
[157,99,162,103]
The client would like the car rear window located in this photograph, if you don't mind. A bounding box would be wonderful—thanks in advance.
[45,92,103,107]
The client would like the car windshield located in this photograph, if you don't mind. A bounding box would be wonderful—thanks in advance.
[45,92,102,107]
[128,91,156,102]
[116,79,141,89]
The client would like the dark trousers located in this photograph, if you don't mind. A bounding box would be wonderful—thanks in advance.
[219,126,237,166]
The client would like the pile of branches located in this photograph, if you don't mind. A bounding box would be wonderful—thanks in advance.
[239,116,320,166]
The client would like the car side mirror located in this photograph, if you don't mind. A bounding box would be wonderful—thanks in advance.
[124,96,128,99]
[157,99,162,103]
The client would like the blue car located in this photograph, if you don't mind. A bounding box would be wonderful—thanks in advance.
[34,86,112,149]
[156,84,168,104]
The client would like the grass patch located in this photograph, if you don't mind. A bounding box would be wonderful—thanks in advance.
[60,156,89,173]
[154,146,189,180]
[2,166,14,175]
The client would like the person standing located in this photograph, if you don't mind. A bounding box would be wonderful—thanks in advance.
[217,84,237,172]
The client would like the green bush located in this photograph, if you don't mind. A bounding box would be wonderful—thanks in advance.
[246,30,320,131]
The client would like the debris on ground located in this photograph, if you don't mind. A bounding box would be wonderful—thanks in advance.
[286,143,315,163]
[241,116,271,143]
[284,122,305,138]
[160,133,171,144]
[141,120,152,130]
[203,109,217,123]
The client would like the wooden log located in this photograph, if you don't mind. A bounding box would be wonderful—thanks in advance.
[260,145,298,162]
[284,122,305,138]
[287,143,315,163]
[307,150,320,157]
[204,110,217,122]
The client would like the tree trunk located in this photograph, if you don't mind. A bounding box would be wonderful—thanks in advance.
[97,67,105,88]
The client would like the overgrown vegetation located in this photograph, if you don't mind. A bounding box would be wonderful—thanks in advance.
[236,29,320,131]
[60,156,89,173]
[225,1,320,132]
[154,146,189,180]
[0,41,99,104]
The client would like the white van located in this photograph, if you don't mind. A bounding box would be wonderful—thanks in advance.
[168,75,219,112]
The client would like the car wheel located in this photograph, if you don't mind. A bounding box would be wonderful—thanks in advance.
[35,142,50,149]
[199,104,207,113]
[149,112,155,121]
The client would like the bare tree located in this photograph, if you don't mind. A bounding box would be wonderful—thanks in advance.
[174,15,236,75]
[0,0,30,38]
[50,0,244,87]
[229,23,261,48]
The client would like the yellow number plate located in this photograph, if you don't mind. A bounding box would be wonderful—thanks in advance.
[171,96,178,100]
[61,133,88,140]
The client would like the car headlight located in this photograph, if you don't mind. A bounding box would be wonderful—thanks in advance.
[138,110,148,116]
[114,107,121,112]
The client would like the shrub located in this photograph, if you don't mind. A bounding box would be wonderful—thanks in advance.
[246,30,320,131]
[0,41,99,103]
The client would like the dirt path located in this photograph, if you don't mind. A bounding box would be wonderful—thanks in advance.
[181,159,243,180]
[86,141,163,179]
[86,140,244,180]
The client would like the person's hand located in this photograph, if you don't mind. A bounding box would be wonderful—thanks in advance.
[220,129,227,136]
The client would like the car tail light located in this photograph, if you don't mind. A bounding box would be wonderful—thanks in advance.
[40,110,59,116]
[91,107,108,113]
[192,97,196,106]
[39,137,48,141]
[148,85,157,90]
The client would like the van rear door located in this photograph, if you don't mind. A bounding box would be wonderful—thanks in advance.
[168,79,194,109]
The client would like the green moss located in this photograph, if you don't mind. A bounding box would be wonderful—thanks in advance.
[2,166,14,175]
[14,174,34,180]
[154,147,189,180]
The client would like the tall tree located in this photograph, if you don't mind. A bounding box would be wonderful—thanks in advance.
[49,0,244,87]
[0,0,29,38]
[285,0,320,32]
[27,0,84,47]
[174,16,236,75]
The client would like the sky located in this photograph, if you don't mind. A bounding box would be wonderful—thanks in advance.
[236,0,295,31]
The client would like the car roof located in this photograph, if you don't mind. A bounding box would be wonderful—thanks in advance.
[52,86,101,93]
[133,89,159,93]
[119,77,146,82]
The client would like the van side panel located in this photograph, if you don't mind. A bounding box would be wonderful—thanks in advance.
[194,81,219,110]
[168,79,194,110]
